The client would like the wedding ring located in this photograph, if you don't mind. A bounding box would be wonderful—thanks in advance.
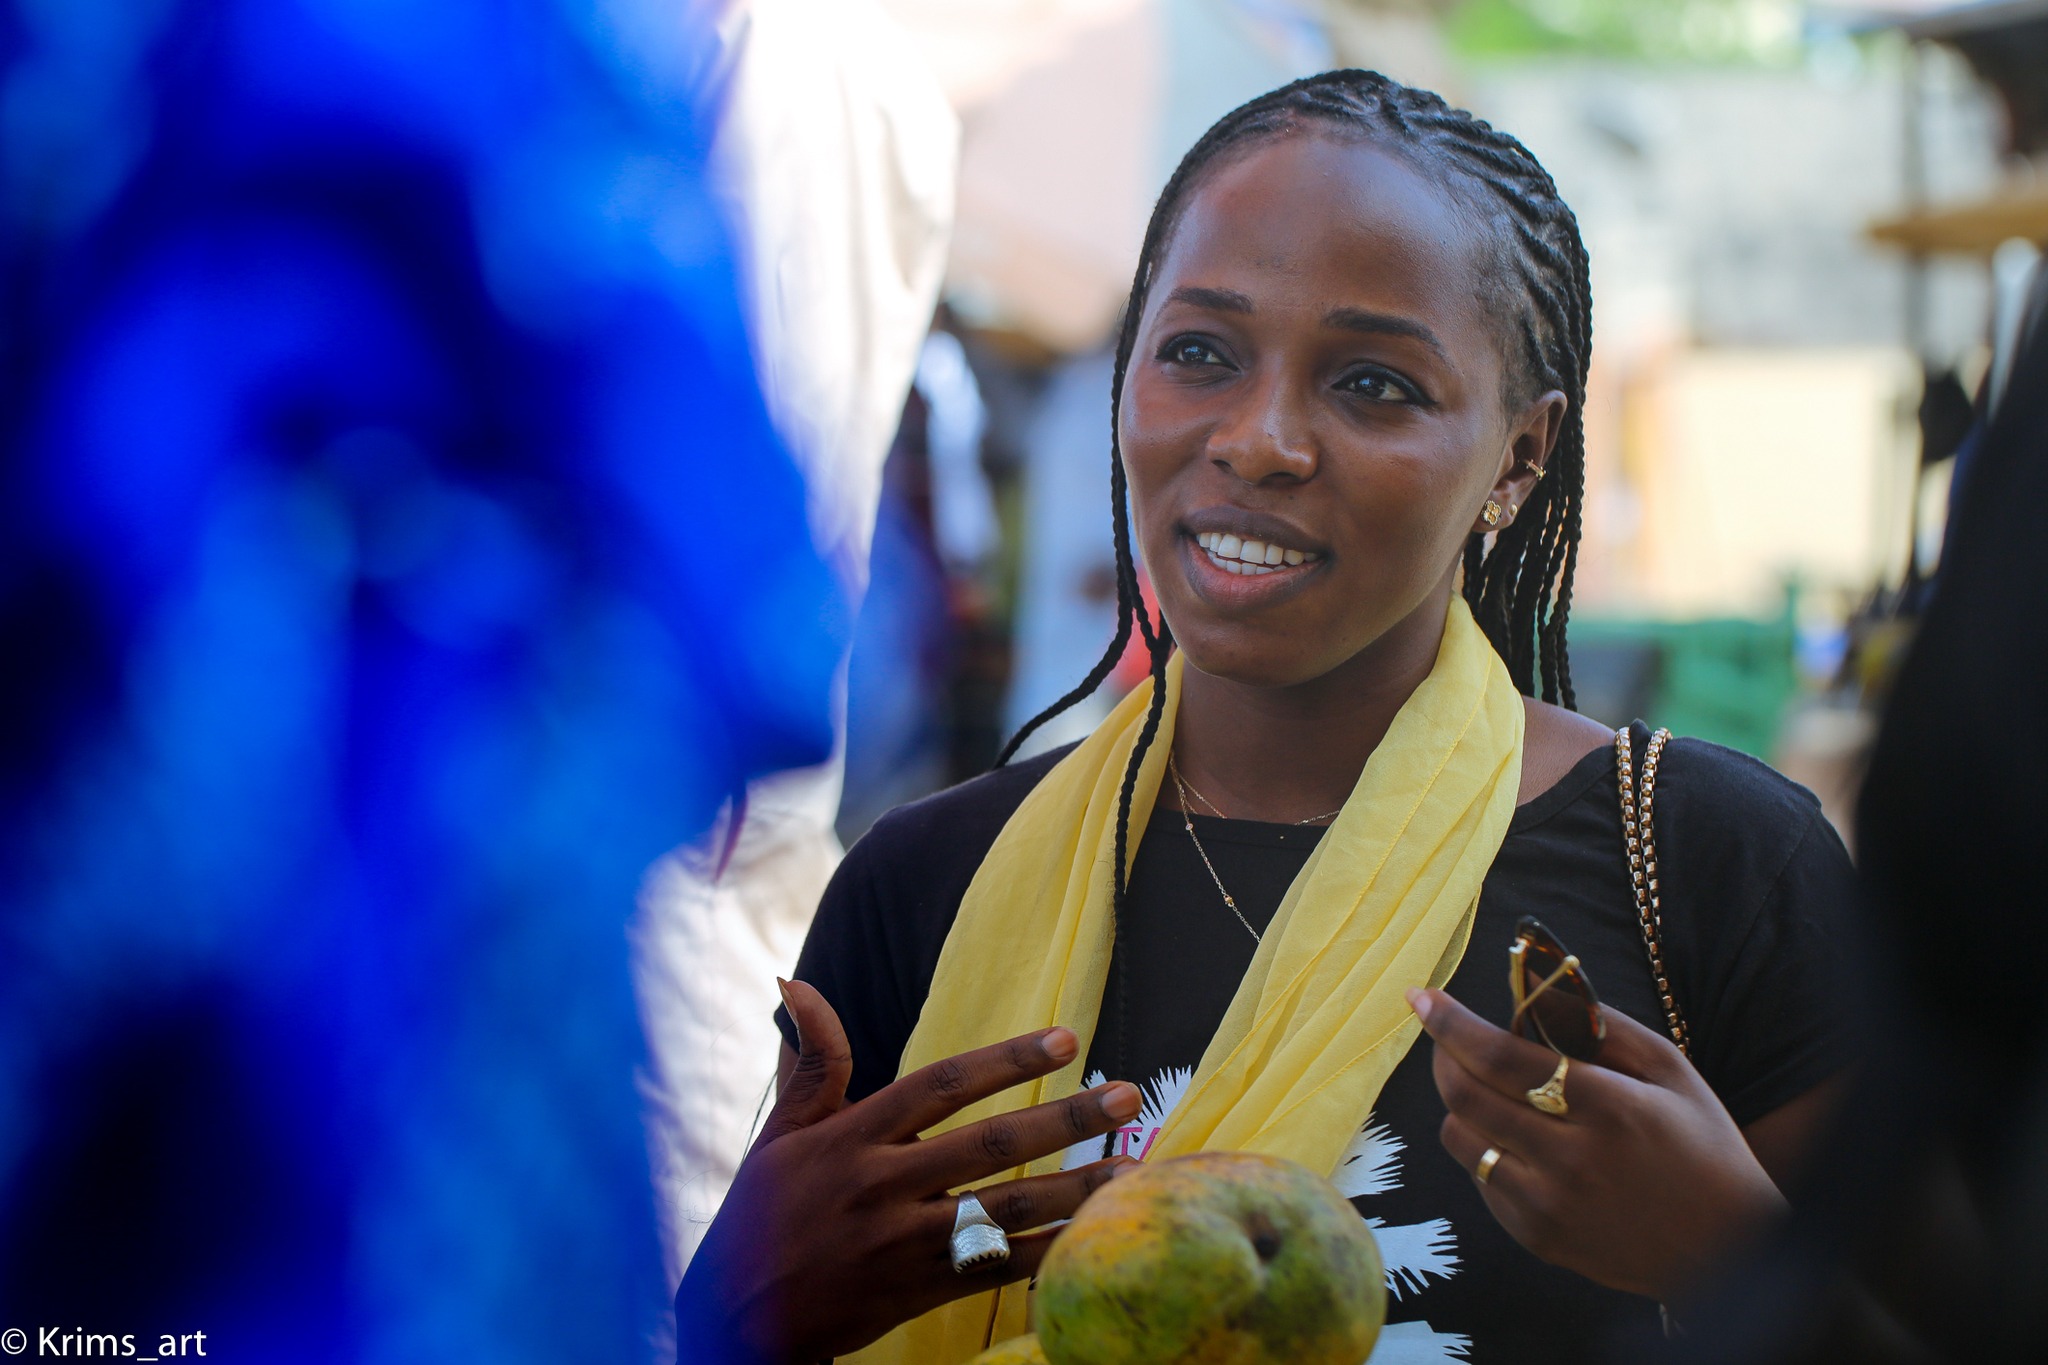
[1526,1055,1570,1117]
[949,1192,1010,1274]
[1475,1147,1503,1184]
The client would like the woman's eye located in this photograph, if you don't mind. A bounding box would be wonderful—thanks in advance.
[1161,337,1226,368]
[1340,369,1419,404]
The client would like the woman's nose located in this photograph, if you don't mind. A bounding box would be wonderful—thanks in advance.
[1206,374,1317,485]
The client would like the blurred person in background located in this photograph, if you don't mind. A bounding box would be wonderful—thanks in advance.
[627,0,957,1308]
[678,68,1856,1365]
[835,318,1000,840]
[915,325,1001,587]
[0,0,843,1358]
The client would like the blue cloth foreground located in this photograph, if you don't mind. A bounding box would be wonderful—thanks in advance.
[0,1,841,1358]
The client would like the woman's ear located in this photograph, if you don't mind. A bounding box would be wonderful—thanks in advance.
[1473,389,1568,533]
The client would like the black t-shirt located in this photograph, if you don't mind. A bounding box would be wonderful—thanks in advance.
[780,724,1855,1363]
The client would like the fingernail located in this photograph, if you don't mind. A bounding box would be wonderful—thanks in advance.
[1098,1082,1141,1121]
[1107,1157,1138,1179]
[1040,1028,1078,1064]
[1406,987,1432,1024]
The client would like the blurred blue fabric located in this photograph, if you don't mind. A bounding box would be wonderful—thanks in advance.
[0,1,841,1358]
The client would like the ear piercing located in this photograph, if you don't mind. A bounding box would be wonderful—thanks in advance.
[1482,500,1504,527]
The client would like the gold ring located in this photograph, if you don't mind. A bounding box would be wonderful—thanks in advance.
[1475,1147,1503,1184]
[1526,1055,1570,1117]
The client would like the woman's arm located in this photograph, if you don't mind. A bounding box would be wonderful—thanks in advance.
[1740,1075,1846,1191]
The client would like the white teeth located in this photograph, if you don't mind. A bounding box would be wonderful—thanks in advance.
[1192,528,1322,572]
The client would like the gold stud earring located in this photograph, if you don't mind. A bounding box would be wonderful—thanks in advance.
[1482,500,1503,527]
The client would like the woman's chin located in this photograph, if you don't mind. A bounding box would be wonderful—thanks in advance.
[1173,631,1345,693]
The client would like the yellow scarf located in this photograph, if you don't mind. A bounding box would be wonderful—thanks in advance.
[848,598,1524,1365]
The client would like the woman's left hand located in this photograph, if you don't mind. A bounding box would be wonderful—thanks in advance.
[1410,986,1789,1305]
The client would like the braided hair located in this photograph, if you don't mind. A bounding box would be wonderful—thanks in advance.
[995,72,1595,1032]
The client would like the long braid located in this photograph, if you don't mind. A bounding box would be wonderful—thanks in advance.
[993,72,1596,1057]
[1106,613,1170,1075]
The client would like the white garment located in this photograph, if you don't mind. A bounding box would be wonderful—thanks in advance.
[630,0,957,1304]
[701,0,957,590]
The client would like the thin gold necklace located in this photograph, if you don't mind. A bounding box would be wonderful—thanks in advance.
[1166,756,1343,944]
[1169,756,1344,826]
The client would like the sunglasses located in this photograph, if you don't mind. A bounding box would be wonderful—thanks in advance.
[1508,916,1606,1060]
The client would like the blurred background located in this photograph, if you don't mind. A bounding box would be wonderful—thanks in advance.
[836,0,2045,853]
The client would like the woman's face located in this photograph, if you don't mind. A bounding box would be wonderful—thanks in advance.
[1120,131,1560,690]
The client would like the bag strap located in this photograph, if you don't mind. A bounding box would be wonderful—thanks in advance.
[1614,726,1692,1057]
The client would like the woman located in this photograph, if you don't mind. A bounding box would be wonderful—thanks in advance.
[678,70,1853,1365]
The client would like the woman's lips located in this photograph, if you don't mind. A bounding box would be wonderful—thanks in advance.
[1179,530,1324,606]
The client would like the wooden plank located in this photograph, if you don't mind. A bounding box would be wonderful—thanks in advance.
[1868,186,2048,253]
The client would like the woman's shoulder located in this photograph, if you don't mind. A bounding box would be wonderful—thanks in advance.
[1652,728,1832,852]
[844,741,1078,883]
[1507,718,1849,912]
[1521,713,1827,837]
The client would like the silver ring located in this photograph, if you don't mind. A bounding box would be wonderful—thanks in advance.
[949,1192,1010,1274]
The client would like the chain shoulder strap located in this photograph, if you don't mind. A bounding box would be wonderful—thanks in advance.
[1615,726,1691,1057]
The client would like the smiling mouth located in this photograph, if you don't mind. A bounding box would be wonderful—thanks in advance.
[1193,529,1325,577]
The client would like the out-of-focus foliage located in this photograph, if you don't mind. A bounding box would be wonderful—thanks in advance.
[1450,0,1806,64]
[0,0,841,1358]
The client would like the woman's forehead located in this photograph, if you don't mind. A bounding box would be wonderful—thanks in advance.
[1150,131,1496,339]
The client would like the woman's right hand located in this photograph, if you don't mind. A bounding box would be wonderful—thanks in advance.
[674,979,1142,1365]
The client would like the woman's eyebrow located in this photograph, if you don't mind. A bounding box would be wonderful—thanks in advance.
[1323,306,1448,361]
[1166,285,1254,313]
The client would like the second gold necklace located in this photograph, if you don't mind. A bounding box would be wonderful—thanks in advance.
[1166,754,1342,944]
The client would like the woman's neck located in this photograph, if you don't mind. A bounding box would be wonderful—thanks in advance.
[1169,591,1448,825]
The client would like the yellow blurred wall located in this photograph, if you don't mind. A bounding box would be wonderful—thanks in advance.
[1586,346,1920,616]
